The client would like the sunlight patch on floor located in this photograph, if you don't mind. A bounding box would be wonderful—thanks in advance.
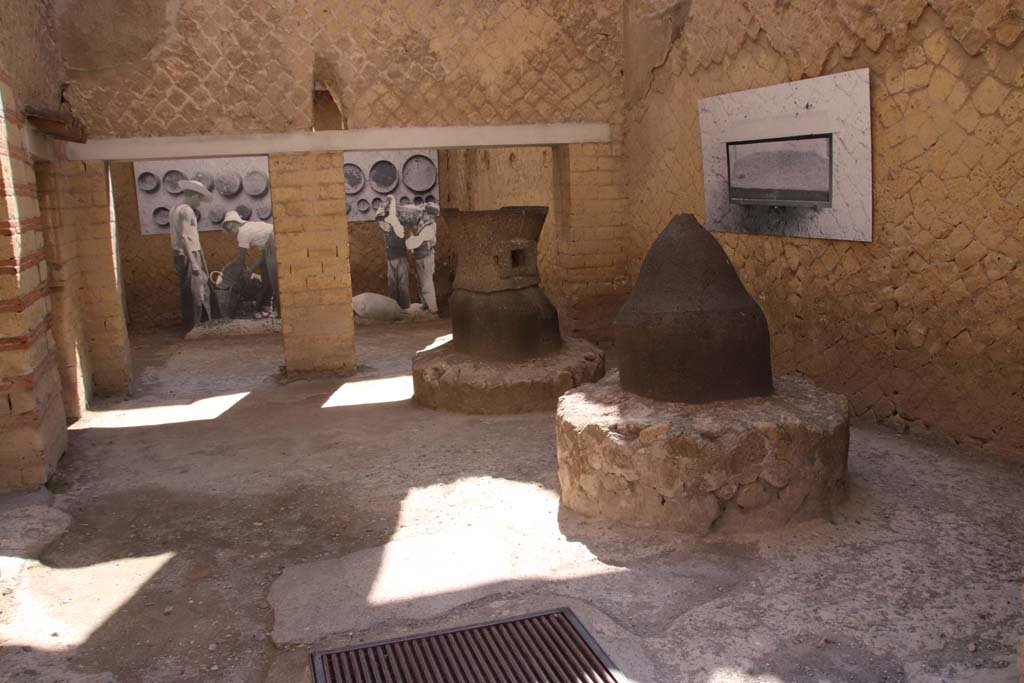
[0,552,174,650]
[69,392,250,429]
[366,477,625,606]
[321,375,414,408]
[319,333,450,409]
[420,333,452,352]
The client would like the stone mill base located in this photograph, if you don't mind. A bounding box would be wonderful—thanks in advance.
[412,337,604,414]
[556,372,849,534]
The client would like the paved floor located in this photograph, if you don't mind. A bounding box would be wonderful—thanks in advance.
[0,320,1022,682]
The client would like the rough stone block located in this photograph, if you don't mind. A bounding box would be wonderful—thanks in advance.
[556,372,849,534]
[413,336,604,414]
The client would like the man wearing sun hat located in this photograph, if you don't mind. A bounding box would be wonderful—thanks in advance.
[170,179,213,328]
[220,210,278,318]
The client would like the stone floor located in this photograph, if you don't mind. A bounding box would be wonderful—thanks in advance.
[0,320,1022,682]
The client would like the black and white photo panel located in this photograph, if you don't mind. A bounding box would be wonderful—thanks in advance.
[133,156,272,235]
[343,150,440,221]
[699,68,872,242]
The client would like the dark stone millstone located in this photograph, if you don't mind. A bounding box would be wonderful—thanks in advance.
[444,206,547,293]
[449,288,561,359]
[442,206,562,361]
[615,214,773,402]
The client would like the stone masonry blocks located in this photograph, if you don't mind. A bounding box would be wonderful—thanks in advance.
[557,372,849,534]
[0,75,68,491]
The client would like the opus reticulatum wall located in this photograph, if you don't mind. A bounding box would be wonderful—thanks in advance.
[626,1,1024,458]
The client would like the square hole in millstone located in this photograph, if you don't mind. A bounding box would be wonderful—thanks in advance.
[310,608,627,682]
[510,248,527,268]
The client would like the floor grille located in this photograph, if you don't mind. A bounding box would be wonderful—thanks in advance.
[311,607,626,682]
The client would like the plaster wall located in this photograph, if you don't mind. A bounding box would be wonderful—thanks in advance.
[37,0,1024,457]
[625,1,1024,457]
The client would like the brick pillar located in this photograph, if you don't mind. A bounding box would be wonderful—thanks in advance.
[550,138,629,343]
[268,152,356,377]
[0,73,67,490]
[70,161,132,395]
[36,161,92,417]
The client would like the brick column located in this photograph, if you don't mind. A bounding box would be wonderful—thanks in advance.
[550,139,629,343]
[36,161,92,416]
[71,161,132,395]
[268,152,355,377]
[0,73,67,490]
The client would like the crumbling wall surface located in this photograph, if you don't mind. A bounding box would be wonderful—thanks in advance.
[625,0,1024,457]
[0,0,65,111]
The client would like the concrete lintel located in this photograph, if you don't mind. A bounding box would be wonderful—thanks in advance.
[60,123,612,161]
[24,125,55,161]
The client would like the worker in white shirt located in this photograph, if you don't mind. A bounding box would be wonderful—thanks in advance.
[221,210,278,318]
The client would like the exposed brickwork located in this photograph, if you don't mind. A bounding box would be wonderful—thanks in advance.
[625,4,1024,457]
[0,76,67,491]
[64,162,134,395]
[268,153,356,377]
[551,142,630,342]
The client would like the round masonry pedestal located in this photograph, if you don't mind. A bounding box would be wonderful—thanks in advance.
[556,372,849,534]
[412,337,605,414]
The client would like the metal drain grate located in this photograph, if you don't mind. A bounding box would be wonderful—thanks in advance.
[311,607,626,682]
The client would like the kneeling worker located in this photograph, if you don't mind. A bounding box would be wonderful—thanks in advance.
[221,210,278,317]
